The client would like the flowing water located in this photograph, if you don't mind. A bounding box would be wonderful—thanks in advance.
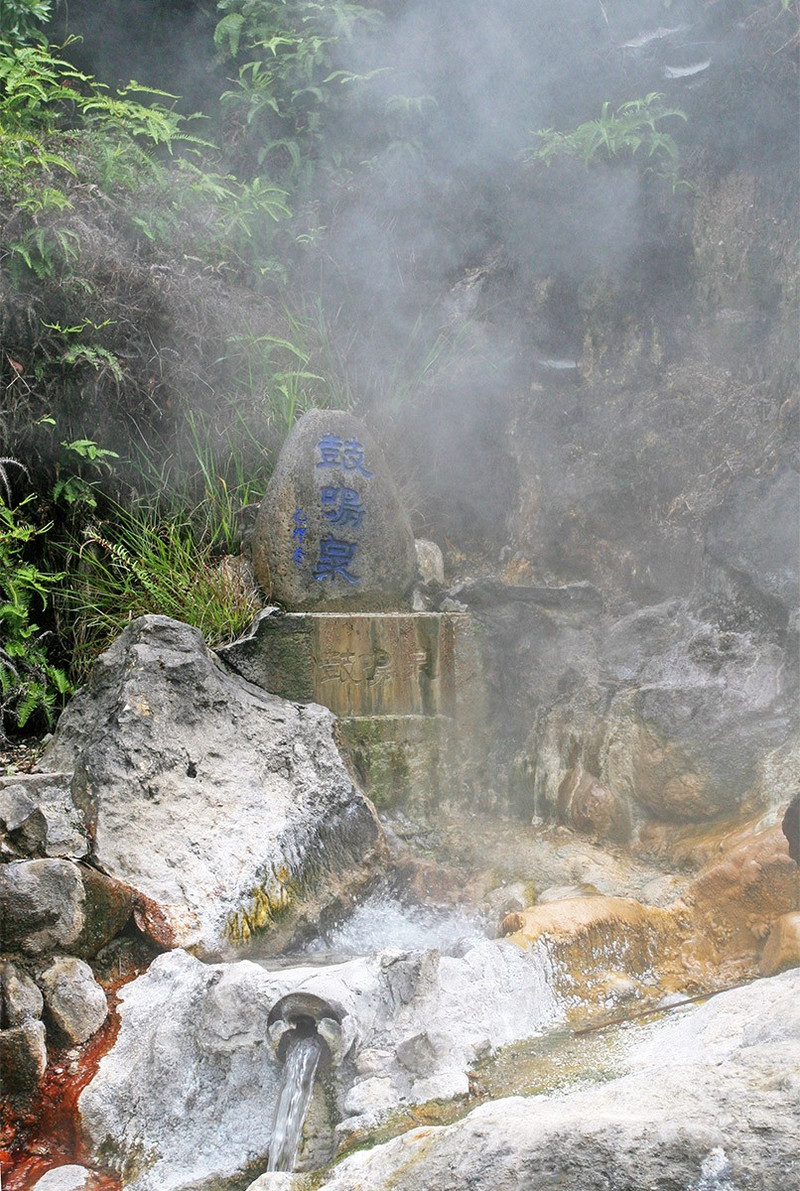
[267,1030,325,1173]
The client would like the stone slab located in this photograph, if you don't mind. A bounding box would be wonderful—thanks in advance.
[220,610,459,719]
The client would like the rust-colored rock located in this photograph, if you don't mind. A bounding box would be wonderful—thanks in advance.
[759,912,800,977]
[557,767,631,843]
[677,822,798,985]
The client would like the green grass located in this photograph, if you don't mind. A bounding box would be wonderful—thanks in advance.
[64,507,263,681]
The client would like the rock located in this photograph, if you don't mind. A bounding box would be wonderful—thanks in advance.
[679,823,798,985]
[705,469,800,614]
[313,970,800,1191]
[556,766,631,842]
[39,956,108,1044]
[395,1030,438,1076]
[528,597,797,834]
[1,959,44,1024]
[0,1018,47,1096]
[78,937,563,1190]
[30,1166,98,1191]
[246,1176,309,1191]
[414,539,445,585]
[759,912,800,977]
[37,615,384,957]
[251,409,418,610]
[0,858,131,958]
[500,894,681,1003]
[782,793,799,863]
[0,772,89,859]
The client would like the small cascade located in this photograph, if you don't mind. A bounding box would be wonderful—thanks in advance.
[267,1021,324,1172]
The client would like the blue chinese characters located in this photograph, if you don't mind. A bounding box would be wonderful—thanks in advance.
[290,435,373,585]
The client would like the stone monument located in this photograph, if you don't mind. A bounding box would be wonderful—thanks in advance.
[251,409,418,610]
[222,410,486,815]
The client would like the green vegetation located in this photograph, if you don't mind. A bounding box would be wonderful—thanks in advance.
[525,94,687,183]
[214,0,383,185]
[64,506,262,681]
[0,495,71,736]
[0,0,794,734]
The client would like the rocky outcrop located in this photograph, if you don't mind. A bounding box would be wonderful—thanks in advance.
[452,579,797,838]
[36,615,384,957]
[77,936,562,1191]
[311,969,800,1191]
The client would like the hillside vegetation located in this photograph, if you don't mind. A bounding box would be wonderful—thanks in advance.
[1,0,797,737]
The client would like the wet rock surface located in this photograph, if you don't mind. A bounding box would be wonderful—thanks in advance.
[77,936,561,1190]
[314,970,800,1191]
[38,956,108,1045]
[36,614,384,956]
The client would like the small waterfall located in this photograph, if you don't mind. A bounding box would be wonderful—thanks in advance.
[268,1025,324,1173]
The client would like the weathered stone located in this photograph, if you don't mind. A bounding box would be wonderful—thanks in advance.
[37,615,384,956]
[500,895,680,1002]
[251,409,417,610]
[395,1031,438,1076]
[30,1166,99,1191]
[673,823,797,986]
[527,596,797,835]
[556,766,631,842]
[220,609,458,717]
[246,1177,306,1191]
[39,956,108,1044]
[337,715,456,815]
[78,936,562,1191]
[705,469,800,614]
[0,859,131,958]
[0,772,89,859]
[1,960,44,1024]
[0,1018,47,1096]
[759,912,800,977]
[312,970,800,1191]
[414,539,445,586]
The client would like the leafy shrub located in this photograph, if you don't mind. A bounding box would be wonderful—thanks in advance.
[0,0,51,47]
[214,0,383,185]
[525,93,687,182]
[0,495,71,736]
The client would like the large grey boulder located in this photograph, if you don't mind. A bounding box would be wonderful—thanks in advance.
[315,969,800,1191]
[251,409,418,610]
[37,616,383,957]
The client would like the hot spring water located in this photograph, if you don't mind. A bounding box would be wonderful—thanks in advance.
[268,1026,325,1173]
